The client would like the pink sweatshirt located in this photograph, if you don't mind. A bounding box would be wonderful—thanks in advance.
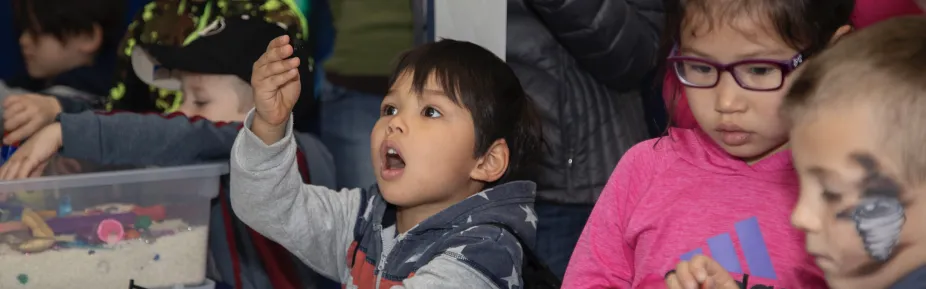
[562,128,826,289]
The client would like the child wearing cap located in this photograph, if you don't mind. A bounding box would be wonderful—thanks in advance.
[665,16,926,289]
[1,0,319,147]
[0,15,333,289]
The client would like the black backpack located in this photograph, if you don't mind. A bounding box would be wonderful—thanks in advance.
[482,222,562,289]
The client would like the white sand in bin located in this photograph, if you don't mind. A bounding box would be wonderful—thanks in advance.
[0,226,208,289]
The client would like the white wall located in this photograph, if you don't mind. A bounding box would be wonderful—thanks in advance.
[429,0,507,61]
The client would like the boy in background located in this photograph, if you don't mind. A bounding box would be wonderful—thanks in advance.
[666,16,926,289]
[1,0,125,136]
[0,15,334,289]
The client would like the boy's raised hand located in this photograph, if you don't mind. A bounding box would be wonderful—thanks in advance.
[665,255,739,289]
[250,35,301,145]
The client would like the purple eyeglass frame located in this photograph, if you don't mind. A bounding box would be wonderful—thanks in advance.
[667,48,805,91]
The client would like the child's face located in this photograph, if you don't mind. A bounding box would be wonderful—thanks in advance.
[791,105,926,288]
[370,72,481,207]
[19,31,94,79]
[178,73,249,123]
[680,17,796,163]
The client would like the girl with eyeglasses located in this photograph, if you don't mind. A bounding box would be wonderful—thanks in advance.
[563,0,856,288]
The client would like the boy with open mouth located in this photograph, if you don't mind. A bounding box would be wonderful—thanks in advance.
[231,38,549,288]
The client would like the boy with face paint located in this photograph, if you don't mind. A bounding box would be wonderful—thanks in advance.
[666,16,926,289]
[785,16,926,289]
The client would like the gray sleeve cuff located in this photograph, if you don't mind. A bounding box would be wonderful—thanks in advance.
[236,110,296,171]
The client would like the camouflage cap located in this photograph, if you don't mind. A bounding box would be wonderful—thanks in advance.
[106,0,309,113]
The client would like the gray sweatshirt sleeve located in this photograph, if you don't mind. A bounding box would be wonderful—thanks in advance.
[58,111,241,166]
[230,111,361,282]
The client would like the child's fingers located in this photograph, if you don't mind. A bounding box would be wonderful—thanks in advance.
[689,255,722,279]
[689,255,737,288]
[675,261,700,289]
[3,121,39,145]
[262,58,300,80]
[11,153,42,180]
[263,69,299,89]
[2,94,21,108]
[665,274,685,289]
[252,52,298,85]
[3,111,29,132]
[3,101,26,119]
[688,256,713,281]
[265,35,290,52]
[252,35,291,68]
[261,42,293,64]
[0,158,20,180]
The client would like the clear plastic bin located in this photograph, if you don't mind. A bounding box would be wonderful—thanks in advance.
[0,162,228,289]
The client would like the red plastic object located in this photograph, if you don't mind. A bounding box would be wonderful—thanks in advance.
[0,221,26,234]
[132,205,166,221]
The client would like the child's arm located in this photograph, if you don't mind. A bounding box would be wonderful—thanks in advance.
[230,112,360,282]
[57,111,241,166]
[562,143,654,288]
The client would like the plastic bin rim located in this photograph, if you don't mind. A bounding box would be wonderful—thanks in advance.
[0,163,229,194]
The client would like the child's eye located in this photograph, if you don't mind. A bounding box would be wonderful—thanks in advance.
[193,101,209,107]
[744,65,778,76]
[686,63,714,74]
[822,190,843,203]
[422,107,442,118]
[382,105,398,116]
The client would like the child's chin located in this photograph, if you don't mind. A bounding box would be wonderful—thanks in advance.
[379,190,418,207]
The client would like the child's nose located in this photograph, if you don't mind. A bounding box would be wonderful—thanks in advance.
[386,117,406,135]
[791,201,823,233]
[714,73,747,114]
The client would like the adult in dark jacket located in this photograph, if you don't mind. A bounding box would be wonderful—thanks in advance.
[507,0,664,278]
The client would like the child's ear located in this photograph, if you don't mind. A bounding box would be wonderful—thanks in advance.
[830,25,853,44]
[73,23,103,54]
[470,139,510,183]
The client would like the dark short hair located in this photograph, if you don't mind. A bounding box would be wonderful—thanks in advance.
[13,0,125,53]
[388,39,543,184]
[783,16,926,185]
[659,0,855,127]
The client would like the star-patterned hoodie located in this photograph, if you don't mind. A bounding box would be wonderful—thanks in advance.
[230,111,537,289]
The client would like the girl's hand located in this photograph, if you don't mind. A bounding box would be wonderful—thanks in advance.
[250,35,301,145]
[0,123,61,180]
[665,255,739,289]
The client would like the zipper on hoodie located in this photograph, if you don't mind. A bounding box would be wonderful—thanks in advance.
[374,225,407,289]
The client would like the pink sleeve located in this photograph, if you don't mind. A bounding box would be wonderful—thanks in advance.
[562,143,655,289]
